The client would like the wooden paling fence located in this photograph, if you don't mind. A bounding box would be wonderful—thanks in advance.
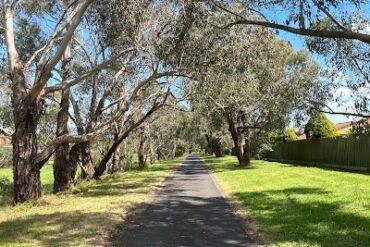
[265,135,370,171]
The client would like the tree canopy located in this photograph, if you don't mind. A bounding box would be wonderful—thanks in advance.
[0,0,368,203]
[305,112,340,139]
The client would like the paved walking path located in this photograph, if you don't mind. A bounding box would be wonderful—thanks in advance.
[112,154,252,246]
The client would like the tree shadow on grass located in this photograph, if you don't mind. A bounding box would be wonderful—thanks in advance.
[73,177,159,198]
[203,156,259,173]
[233,187,370,247]
[0,164,176,246]
[0,209,127,246]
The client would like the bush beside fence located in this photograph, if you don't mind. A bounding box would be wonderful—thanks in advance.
[265,135,370,171]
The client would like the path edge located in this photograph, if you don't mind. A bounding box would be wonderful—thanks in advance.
[201,156,268,247]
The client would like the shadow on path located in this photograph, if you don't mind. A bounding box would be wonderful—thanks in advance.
[109,154,252,247]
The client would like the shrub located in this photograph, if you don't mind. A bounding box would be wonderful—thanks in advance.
[175,144,186,157]
[285,128,298,141]
[304,112,339,139]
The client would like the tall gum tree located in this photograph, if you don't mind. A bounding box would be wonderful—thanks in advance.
[1,0,139,203]
[189,13,321,165]
[211,0,370,119]
[2,0,95,202]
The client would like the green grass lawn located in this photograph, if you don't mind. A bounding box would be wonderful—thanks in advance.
[204,155,370,247]
[0,159,179,246]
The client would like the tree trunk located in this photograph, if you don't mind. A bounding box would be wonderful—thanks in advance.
[148,139,156,165]
[241,128,251,166]
[138,127,146,169]
[12,122,42,203]
[80,143,95,179]
[94,138,122,179]
[53,143,79,193]
[157,148,162,161]
[225,110,250,166]
[214,145,224,157]
[171,143,177,159]
[110,145,121,173]
[12,70,44,203]
[53,4,75,192]
[53,86,72,192]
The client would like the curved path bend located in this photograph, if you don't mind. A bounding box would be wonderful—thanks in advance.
[111,154,252,247]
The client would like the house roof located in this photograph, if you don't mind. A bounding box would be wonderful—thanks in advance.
[335,121,354,130]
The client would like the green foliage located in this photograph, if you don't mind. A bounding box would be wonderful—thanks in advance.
[285,128,298,141]
[304,112,339,139]
[175,144,186,157]
[349,119,370,136]
[0,145,12,168]
[205,155,370,247]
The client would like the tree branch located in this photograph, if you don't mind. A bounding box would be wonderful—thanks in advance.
[211,1,370,44]
[221,20,370,44]
[42,48,136,95]
[30,0,94,100]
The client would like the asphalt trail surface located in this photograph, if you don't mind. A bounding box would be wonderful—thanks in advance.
[111,153,252,246]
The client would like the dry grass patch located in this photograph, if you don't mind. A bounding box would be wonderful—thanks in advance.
[0,160,179,247]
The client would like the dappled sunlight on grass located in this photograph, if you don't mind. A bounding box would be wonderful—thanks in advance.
[204,155,370,247]
[0,160,178,246]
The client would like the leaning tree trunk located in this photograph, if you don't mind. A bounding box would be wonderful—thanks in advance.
[94,138,123,179]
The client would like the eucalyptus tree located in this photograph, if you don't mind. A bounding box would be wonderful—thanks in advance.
[191,20,320,165]
[144,106,194,160]
[2,0,85,202]
[191,105,232,157]
[0,0,188,202]
[89,0,202,178]
[210,0,370,119]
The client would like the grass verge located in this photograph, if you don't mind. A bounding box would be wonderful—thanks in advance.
[0,159,180,247]
[204,155,370,247]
